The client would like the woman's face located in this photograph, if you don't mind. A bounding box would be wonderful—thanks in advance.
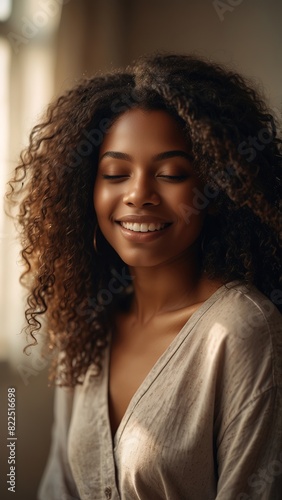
[93,108,206,268]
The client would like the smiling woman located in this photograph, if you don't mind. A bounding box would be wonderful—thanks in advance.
[5,53,282,499]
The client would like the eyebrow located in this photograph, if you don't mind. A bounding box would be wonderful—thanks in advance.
[99,150,193,162]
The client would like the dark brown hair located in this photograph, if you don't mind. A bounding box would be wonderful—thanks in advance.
[5,52,281,387]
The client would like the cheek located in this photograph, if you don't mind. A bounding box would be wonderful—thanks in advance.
[93,182,113,222]
[175,183,207,235]
[93,186,114,246]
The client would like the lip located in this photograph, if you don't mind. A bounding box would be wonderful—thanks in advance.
[117,221,172,243]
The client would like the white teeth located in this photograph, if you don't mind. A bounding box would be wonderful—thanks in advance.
[120,222,166,232]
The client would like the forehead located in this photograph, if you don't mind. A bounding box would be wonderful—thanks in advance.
[99,108,189,157]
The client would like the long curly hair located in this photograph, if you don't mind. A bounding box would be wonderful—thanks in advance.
[5,52,282,387]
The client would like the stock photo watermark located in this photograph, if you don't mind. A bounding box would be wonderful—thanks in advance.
[213,0,244,22]
[76,267,134,317]
[236,451,282,499]
[178,182,220,224]
[7,0,71,54]
[16,266,133,385]
[16,345,51,386]
[177,111,279,226]
[6,387,17,493]
[237,288,282,341]
[238,124,276,162]
[52,86,150,180]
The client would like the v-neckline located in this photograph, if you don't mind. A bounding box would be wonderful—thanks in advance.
[104,281,235,450]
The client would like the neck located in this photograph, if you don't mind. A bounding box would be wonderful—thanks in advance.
[128,247,213,325]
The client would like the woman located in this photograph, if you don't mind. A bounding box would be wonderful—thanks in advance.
[6,53,282,499]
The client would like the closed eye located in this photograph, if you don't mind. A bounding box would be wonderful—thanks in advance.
[102,174,128,179]
[159,175,189,181]
[101,174,189,182]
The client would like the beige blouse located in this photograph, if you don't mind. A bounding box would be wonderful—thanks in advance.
[38,282,282,499]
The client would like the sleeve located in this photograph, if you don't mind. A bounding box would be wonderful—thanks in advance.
[213,293,282,500]
[37,385,80,500]
[216,387,282,500]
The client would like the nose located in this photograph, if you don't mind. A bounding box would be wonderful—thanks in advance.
[123,173,161,208]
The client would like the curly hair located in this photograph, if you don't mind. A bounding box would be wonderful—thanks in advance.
[5,52,282,387]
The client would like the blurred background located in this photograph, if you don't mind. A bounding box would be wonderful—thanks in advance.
[0,0,281,498]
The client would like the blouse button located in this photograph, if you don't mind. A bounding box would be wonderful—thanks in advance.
[104,486,112,499]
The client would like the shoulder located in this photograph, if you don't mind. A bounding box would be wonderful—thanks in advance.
[198,284,282,436]
[194,281,282,389]
[201,281,281,339]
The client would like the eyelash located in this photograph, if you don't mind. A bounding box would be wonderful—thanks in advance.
[101,174,188,181]
[102,175,127,179]
[161,175,188,181]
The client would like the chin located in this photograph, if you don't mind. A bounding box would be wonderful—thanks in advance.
[115,250,172,269]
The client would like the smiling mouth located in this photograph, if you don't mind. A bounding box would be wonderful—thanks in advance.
[118,222,171,233]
